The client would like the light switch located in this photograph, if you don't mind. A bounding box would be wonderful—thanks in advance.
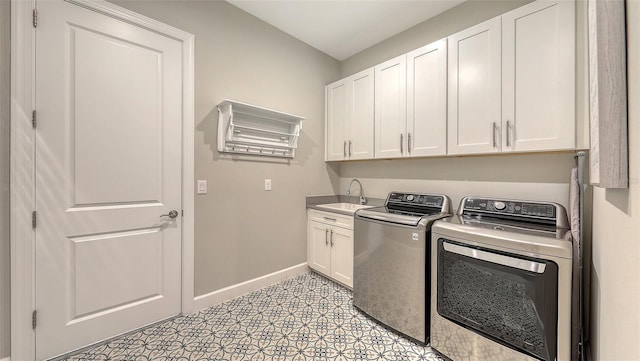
[264,179,272,191]
[197,180,207,194]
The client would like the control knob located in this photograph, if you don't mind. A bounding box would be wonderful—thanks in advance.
[406,195,415,201]
[493,201,506,211]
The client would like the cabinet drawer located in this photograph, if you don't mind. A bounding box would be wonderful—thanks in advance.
[308,209,353,229]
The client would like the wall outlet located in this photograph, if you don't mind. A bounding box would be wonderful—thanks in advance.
[197,180,207,194]
[264,179,272,191]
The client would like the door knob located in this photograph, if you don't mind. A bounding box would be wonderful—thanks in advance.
[161,210,179,219]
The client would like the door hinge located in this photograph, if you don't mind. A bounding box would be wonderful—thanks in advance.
[32,9,37,28]
[32,211,37,229]
[32,310,37,329]
[32,110,37,129]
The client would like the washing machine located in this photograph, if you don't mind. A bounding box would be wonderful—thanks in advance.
[354,191,451,344]
[430,196,573,361]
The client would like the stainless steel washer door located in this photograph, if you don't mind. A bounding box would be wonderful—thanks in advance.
[353,216,428,343]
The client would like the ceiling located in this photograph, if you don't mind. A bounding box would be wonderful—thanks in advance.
[225,0,465,61]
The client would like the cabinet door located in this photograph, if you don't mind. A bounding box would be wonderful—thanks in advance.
[502,1,575,152]
[326,80,348,161]
[329,226,354,288]
[348,68,375,160]
[407,39,447,157]
[375,55,407,159]
[448,17,502,155]
[308,221,331,276]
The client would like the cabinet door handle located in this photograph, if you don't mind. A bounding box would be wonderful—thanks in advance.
[492,122,498,148]
[325,229,329,246]
[349,140,352,156]
[330,229,334,246]
[506,120,513,147]
[400,133,404,154]
[323,217,336,222]
[408,133,412,154]
[343,141,347,157]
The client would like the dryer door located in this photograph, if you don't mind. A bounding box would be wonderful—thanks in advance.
[436,238,559,361]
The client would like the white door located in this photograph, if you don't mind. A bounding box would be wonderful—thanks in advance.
[407,39,448,157]
[348,68,375,160]
[448,17,502,155]
[375,55,407,159]
[502,0,575,152]
[329,227,353,288]
[35,2,183,359]
[308,221,331,275]
[326,80,348,161]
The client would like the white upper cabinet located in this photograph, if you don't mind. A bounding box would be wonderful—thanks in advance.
[307,209,354,288]
[447,17,502,155]
[501,0,575,152]
[407,39,448,157]
[325,68,374,161]
[326,81,348,161]
[448,0,575,155]
[327,0,576,160]
[349,70,375,160]
[375,55,407,158]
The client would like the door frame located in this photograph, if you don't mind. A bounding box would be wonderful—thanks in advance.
[10,0,195,359]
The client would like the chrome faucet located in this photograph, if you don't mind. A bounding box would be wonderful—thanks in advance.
[347,178,366,205]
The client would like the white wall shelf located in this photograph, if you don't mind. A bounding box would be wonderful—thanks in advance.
[217,100,304,158]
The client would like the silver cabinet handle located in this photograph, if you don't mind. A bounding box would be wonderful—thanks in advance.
[325,229,329,246]
[400,133,404,154]
[343,141,347,157]
[349,140,352,156]
[161,210,179,219]
[506,120,511,147]
[323,217,336,222]
[408,132,412,154]
[492,122,498,148]
[330,229,334,247]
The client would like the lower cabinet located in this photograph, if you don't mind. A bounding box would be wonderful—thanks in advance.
[307,209,354,288]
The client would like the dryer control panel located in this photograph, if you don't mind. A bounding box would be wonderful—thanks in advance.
[461,197,557,221]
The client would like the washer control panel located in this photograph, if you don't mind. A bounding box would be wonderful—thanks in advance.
[462,197,557,220]
[387,192,445,208]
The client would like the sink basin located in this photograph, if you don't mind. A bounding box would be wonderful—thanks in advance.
[316,203,375,214]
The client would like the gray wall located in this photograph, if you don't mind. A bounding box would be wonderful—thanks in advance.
[337,153,577,211]
[111,0,341,295]
[590,1,640,359]
[1,0,11,358]
[340,0,532,77]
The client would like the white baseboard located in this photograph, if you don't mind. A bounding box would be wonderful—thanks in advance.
[1,357,10,361]
[192,262,309,312]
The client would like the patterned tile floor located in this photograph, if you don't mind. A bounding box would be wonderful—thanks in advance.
[63,272,446,361]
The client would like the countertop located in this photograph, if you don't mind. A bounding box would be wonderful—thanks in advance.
[305,195,385,216]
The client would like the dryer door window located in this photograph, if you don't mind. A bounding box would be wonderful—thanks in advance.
[436,238,559,361]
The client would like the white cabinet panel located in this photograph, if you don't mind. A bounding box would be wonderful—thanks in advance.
[502,0,575,152]
[448,17,502,155]
[308,221,331,275]
[407,39,447,157]
[325,68,374,161]
[349,70,375,160]
[330,227,354,288]
[326,81,348,161]
[308,209,353,230]
[307,210,353,288]
[375,55,407,158]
